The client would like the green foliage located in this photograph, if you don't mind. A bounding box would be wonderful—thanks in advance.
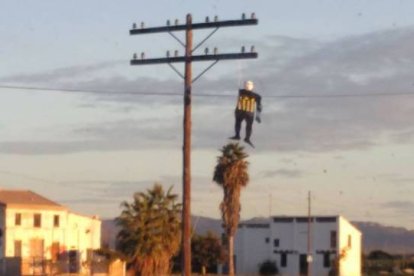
[213,143,249,187]
[259,260,279,275]
[213,142,250,276]
[116,184,182,276]
[192,231,226,273]
[367,250,394,260]
[213,143,249,237]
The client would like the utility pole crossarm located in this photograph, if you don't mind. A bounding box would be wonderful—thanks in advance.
[129,13,258,276]
[130,18,258,35]
[130,52,258,65]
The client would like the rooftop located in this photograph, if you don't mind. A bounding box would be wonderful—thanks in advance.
[0,189,65,210]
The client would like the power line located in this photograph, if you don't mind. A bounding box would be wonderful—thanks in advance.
[1,84,414,99]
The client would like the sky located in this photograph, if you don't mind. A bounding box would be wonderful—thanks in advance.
[1,0,414,230]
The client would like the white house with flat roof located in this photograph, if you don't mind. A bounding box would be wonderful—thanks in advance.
[0,189,101,275]
[234,215,361,276]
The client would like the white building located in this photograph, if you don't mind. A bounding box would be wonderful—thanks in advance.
[235,215,361,276]
[0,189,101,275]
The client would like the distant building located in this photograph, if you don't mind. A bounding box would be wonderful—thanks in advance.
[234,215,361,276]
[0,189,101,275]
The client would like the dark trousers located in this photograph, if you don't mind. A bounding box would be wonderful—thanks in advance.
[235,110,254,140]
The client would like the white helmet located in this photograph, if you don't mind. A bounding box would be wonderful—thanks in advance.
[244,80,254,91]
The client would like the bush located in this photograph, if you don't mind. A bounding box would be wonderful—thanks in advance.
[259,260,279,275]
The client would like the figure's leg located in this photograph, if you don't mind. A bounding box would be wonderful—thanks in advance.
[244,113,254,144]
[230,110,242,140]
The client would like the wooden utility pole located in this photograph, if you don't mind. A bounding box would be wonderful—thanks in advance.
[129,13,258,275]
[182,14,193,275]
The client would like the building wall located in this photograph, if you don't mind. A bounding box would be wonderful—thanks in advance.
[338,216,361,276]
[4,207,68,259]
[0,206,6,258]
[235,224,270,274]
[233,216,361,276]
[270,218,337,276]
[66,212,101,262]
[3,207,100,263]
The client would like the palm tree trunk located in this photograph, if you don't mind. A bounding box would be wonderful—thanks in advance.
[228,235,234,276]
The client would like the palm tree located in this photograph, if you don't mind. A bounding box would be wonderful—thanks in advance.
[116,184,181,276]
[213,143,249,276]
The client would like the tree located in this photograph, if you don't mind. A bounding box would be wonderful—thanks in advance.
[116,184,181,276]
[213,143,249,276]
[259,260,279,275]
[368,250,394,260]
[192,231,226,275]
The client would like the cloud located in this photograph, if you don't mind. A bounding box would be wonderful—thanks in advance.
[376,173,414,185]
[2,27,414,154]
[260,169,305,179]
[381,201,414,215]
[0,60,126,84]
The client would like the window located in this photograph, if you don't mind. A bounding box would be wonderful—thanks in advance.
[51,242,60,261]
[281,253,287,267]
[347,235,352,248]
[330,231,337,248]
[14,240,22,257]
[15,213,21,226]
[54,215,60,227]
[265,237,269,243]
[34,213,41,227]
[30,239,44,257]
[323,253,330,268]
[273,239,280,247]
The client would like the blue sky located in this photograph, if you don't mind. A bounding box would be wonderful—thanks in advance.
[1,0,414,229]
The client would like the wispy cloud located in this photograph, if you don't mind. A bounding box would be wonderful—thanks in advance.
[381,201,414,215]
[260,169,305,179]
[2,27,414,154]
[0,60,126,84]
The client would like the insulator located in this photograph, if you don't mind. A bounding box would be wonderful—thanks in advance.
[140,22,145,29]
[214,15,218,22]
[241,46,245,53]
[141,52,145,59]
[166,51,170,58]
[251,46,255,52]
[205,16,209,23]
[204,48,209,55]
[174,50,179,57]
[133,53,137,60]
[132,23,137,29]
[175,19,179,25]
[242,13,246,20]
[167,20,170,26]
[251,12,256,19]
[214,47,218,55]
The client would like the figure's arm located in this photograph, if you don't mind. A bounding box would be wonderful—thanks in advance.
[256,94,262,113]
[255,94,262,123]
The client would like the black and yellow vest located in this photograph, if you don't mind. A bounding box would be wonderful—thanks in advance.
[236,89,262,113]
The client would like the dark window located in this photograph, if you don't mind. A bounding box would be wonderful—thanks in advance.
[15,213,21,226]
[281,253,287,267]
[273,217,294,223]
[274,239,279,247]
[34,213,41,228]
[323,253,330,268]
[54,215,60,227]
[265,237,270,243]
[330,231,337,248]
[347,235,352,248]
[316,217,337,223]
